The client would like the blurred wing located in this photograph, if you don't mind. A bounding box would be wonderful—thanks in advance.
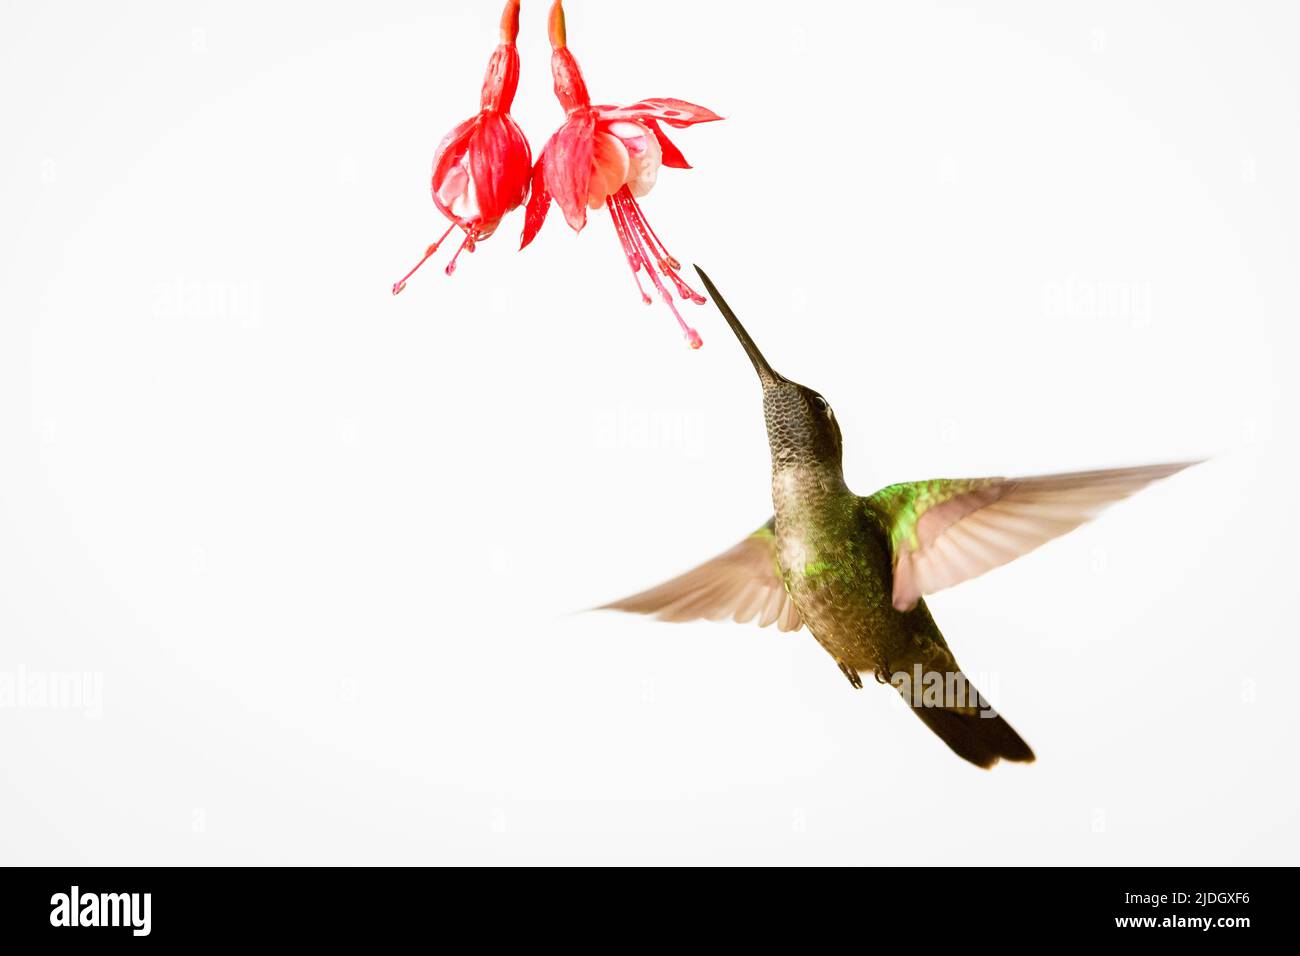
[865,462,1199,611]
[600,519,802,631]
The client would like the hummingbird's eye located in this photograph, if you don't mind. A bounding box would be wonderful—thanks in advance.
[813,394,832,416]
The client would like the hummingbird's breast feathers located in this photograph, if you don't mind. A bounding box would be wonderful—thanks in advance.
[771,488,900,674]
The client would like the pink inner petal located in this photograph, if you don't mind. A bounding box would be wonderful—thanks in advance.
[586,131,629,209]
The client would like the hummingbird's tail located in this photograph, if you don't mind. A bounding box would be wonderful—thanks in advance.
[904,675,1035,769]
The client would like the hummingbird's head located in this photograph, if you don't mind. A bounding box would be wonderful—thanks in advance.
[694,267,844,473]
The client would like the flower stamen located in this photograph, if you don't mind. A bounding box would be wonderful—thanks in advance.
[444,228,478,276]
[607,201,653,305]
[623,189,706,303]
[613,191,702,349]
[392,221,458,295]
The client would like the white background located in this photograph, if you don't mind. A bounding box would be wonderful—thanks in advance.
[1,0,1296,865]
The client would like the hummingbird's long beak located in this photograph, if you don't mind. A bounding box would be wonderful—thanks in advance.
[693,266,780,387]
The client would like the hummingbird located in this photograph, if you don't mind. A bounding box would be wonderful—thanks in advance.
[602,266,1199,768]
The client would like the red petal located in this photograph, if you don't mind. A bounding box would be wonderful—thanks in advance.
[430,116,479,223]
[433,115,478,159]
[468,113,532,227]
[468,122,504,225]
[597,98,722,129]
[520,157,551,249]
[541,112,596,233]
[644,118,690,169]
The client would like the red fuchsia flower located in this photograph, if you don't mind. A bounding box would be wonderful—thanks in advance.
[520,1,722,348]
[393,0,532,294]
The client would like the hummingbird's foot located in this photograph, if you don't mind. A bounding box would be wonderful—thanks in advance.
[837,661,863,690]
[872,660,893,685]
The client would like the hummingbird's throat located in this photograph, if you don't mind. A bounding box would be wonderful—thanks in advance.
[771,460,848,507]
